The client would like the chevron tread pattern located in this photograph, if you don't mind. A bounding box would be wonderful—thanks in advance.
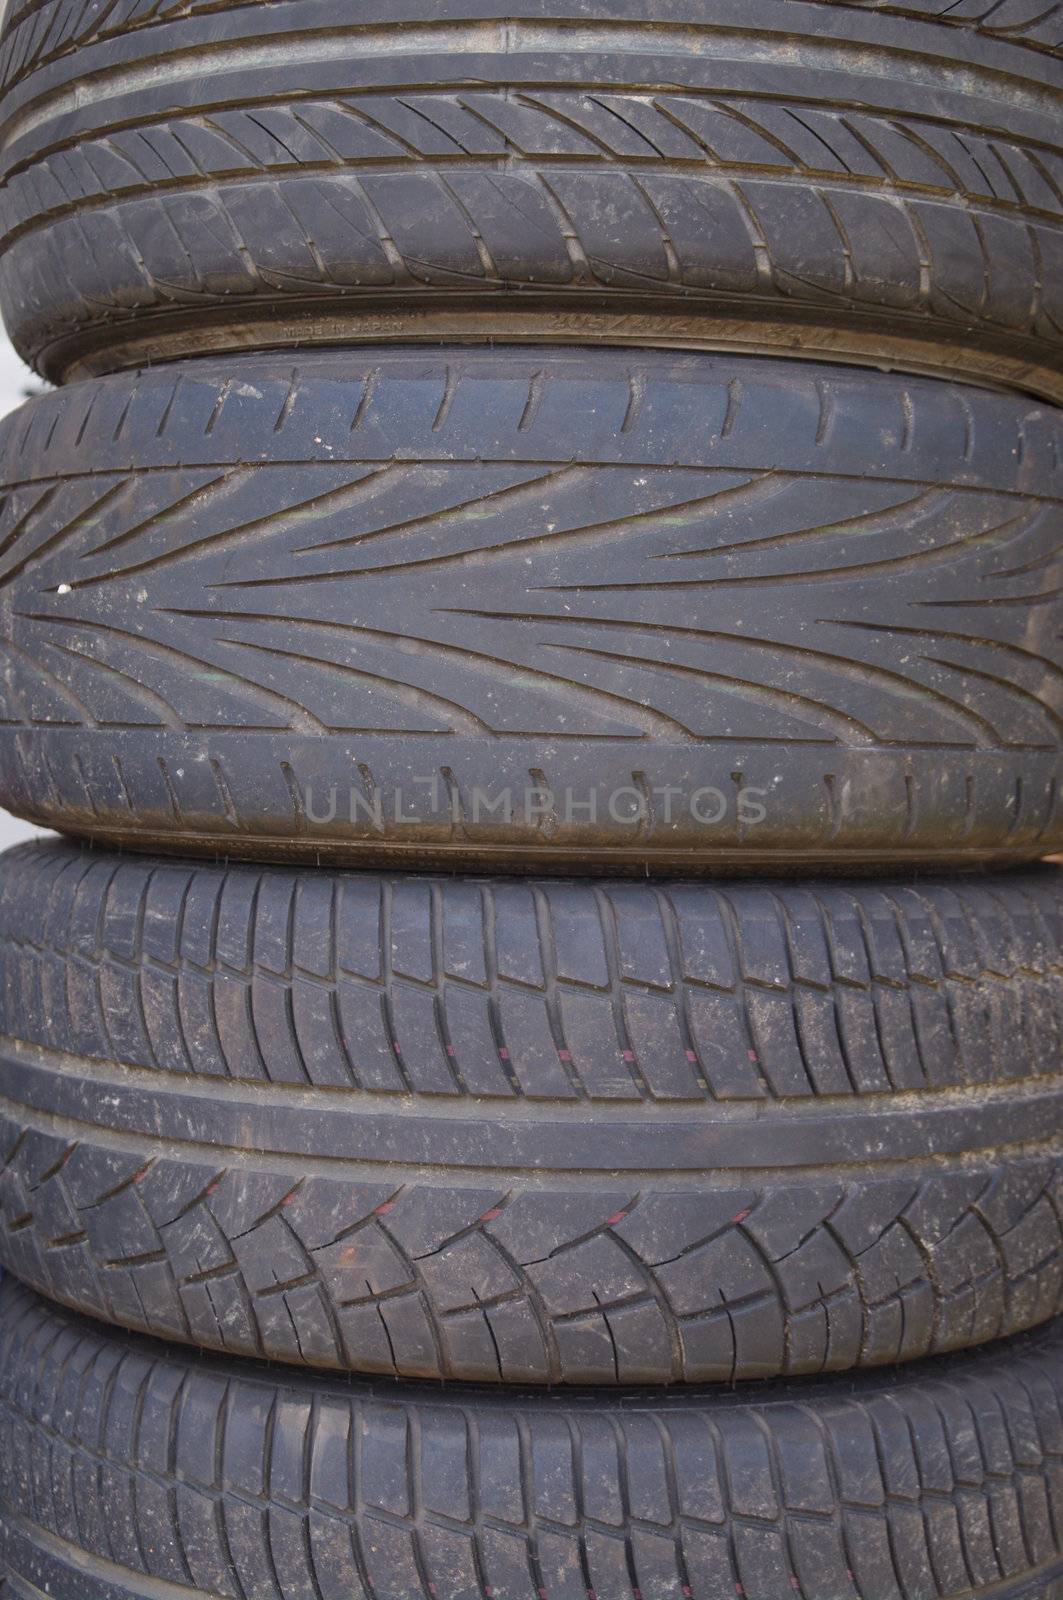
[0,350,1059,865]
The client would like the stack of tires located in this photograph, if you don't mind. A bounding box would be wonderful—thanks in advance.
[0,4,1060,1597]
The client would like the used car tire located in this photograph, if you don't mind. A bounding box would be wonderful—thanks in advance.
[0,840,1060,1385]
[5,0,1061,96]
[0,1276,1061,1600]
[0,348,1060,874]
[0,0,1061,393]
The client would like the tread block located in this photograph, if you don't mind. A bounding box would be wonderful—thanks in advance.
[0,840,1061,1384]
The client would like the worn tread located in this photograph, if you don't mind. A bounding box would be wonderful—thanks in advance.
[0,840,1060,1385]
[0,348,1059,870]
[829,0,1063,49]
[0,1,1060,386]
[2,0,1059,101]
[1,1277,1062,1599]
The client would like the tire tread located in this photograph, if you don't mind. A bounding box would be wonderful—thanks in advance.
[0,843,1060,1385]
[0,1278,1061,1600]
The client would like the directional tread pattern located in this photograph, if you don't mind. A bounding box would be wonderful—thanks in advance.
[5,85,1062,260]
[4,89,1062,380]
[1,1113,1060,1384]
[0,349,1059,867]
[0,0,254,93]
[0,5,1060,379]
[0,841,1059,1384]
[0,1276,1062,1600]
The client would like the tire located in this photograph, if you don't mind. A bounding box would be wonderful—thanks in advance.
[828,0,1063,50]
[1,1277,1062,1600]
[1,349,1061,874]
[0,2,1061,394]
[3,0,1061,99]
[1,839,1060,1385]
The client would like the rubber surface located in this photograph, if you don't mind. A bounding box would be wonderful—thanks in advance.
[1,1277,1062,1600]
[0,1,1061,393]
[3,0,1061,99]
[0,839,1060,1385]
[0,348,1061,873]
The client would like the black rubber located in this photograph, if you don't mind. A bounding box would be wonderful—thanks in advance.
[0,0,1061,394]
[0,1276,1062,1600]
[3,0,1061,100]
[0,348,1061,874]
[0,839,1060,1385]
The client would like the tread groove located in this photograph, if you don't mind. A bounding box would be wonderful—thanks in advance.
[0,841,1059,1385]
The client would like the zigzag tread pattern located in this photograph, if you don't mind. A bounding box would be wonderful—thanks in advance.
[0,1276,1061,1600]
